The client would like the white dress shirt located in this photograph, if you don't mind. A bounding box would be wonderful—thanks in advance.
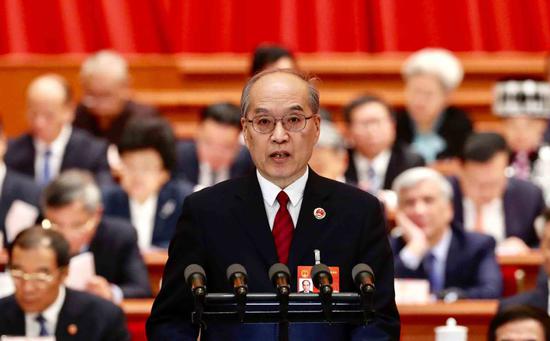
[257,168,308,230]
[353,149,391,186]
[34,124,72,183]
[198,163,229,187]
[0,162,7,196]
[25,286,66,336]
[129,195,158,250]
[463,197,505,243]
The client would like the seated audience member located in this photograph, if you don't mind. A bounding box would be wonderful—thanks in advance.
[309,120,348,182]
[391,167,502,300]
[74,50,159,145]
[0,226,129,340]
[450,132,544,253]
[102,117,193,249]
[494,79,550,204]
[396,48,473,166]
[343,95,424,193]
[488,305,550,341]
[42,170,152,301]
[499,208,550,313]
[4,74,112,187]
[175,102,253,189]
[250,44,297,75]
[0,123,41,247]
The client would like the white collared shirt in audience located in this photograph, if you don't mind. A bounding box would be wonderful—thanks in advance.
[33,124,72,183]
[198,163,229,187]
[463,197,505,243]
[353,149,391,189]
[129,195,158,250]
[25,286,65,336]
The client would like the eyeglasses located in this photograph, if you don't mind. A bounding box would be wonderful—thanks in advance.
[9,269,57,285]
[41,218,95,235]
[246,114,315,134]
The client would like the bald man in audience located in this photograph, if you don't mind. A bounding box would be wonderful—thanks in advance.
[449,132,545,254]
[391,167,502,300]
[74,50,159,145]
[0,226,129,340]
[4,74,112,187]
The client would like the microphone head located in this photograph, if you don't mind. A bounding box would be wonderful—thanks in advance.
[184,264,206,284]
[268,263,290,281]
[311,263,332,288]
[226,263,247,280]
[352,263,375,282]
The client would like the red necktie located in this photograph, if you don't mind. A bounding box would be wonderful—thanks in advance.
[273,191,294,264]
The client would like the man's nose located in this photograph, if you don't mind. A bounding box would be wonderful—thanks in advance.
[271,120,289,143]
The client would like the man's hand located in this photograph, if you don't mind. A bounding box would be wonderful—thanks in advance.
[396,211,430,258]
[86,275,114,301]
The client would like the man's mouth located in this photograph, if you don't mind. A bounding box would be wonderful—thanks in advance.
[270,151,290,161]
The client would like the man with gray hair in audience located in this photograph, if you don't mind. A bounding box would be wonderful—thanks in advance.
[391,167,502,300]
[74,50,159,145]
[41,169,151,303]
[308,120,348,182]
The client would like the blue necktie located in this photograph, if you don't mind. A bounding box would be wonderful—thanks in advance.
[36,314,48,336]
[367,165,379,193]
[425,253,443,293]
[42,149,52,185]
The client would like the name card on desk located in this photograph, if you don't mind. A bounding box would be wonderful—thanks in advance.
[395,279,430,304]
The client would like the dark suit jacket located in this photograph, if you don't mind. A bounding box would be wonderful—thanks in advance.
[0,288,129,340]
[395,106,473,160]
[74,100,159,145]
[499,272,548,312]
[4,127,112,186]
[147,170,400,340]
[345,143,425,189]
[0,169,42,247]
[449,176,544,247]
[89,216,152,298]
[102,179,194,248]
[175,140,254,185]
[391,226,502,299]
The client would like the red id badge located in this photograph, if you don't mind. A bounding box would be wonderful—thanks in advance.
[297,265,340,293]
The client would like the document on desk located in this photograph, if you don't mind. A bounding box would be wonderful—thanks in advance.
[65,251,95,290]
[4,200,39,243]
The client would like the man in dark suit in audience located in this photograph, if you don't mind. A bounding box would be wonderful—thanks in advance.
[147,69,400,339]
[74,50,159,145]
[42,170,151,302]
[4,74,112,187]
[450,132,544,253]
[391,167,502,300]
[0,123,41,247]
[343,95,424,194]
[0,226,129,340]
[499,208,550,313]
[175,102,254,189]
[103,117,193,249]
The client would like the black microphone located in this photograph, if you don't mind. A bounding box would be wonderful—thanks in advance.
[226,264,248,322]
[352,263,375,296]
[184,264,207,325]
[311,263,333,321]
[268,263,291,296]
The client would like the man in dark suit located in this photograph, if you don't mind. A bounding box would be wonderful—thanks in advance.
[343,95,424,193]
[74,50,159,145]
[103,117,193,249]
[147,69,400,340]
[175,102,254,189]
[0,124,42,247]
[499,208,550,313]
[4,74,112,187]
[0,226,129,340]
[391,167,502,300]
[42,170,151,302]
[450,132,544,252]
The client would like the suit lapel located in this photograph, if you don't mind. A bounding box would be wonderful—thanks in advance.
[3,298,26,335]
[344,149,358,184]
[503,182,516,237]
[59,130,76,171]
[383,148,399,189]
[55,289,80,339]
[233,175,279,267]
[444,230,461,287]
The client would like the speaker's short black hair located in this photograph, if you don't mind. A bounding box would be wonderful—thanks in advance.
[342,95,395,124]
[9,226,71,268]
[117,117,177,172]
[251,44,294,75]
[463,132,509,162]
[488,305,550,341]
[200,102,242,129]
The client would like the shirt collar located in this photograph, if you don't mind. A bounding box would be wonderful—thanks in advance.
[34,124,72,155]
[27,285,66,324]
[257,168,309,207]
[430,228,452,261]
[129,194,159,210]
[353,149,391,172]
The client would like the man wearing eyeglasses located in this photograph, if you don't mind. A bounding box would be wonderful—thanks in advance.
[0,226,129,339]
[42,170,151,303]
[147,69,400,340]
